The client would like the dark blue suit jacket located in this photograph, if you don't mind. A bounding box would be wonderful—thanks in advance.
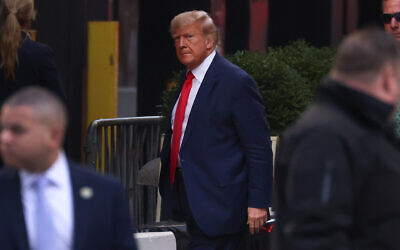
[160,53,273,237]
[0,31,65,107]
[0,162,137,250]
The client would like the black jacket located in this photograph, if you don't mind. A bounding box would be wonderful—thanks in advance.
[0,31,65,106]
[274,79,400,250]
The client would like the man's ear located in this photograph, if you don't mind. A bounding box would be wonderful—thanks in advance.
[205,36,214,50]
[381,64,400,104]
[48,125,64,149]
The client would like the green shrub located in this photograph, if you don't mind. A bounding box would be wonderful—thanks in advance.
[160,71,181,121]
[160,40,335,135]
[272,40,336,90]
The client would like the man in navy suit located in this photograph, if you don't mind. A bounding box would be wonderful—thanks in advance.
[0,87,137,250]
[159,10,273,249]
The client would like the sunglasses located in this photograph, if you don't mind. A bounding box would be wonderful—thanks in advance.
[382,12,400,24]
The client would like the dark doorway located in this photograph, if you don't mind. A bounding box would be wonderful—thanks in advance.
[268,0,331,47]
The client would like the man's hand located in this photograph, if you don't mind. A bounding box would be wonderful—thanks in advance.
[247,207,268,234]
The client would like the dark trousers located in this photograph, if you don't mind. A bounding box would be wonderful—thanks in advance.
[173,168,245,250]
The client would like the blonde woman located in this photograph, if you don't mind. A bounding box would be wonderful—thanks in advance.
[0,0,65,107]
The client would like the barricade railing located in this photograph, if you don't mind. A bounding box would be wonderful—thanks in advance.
[85,116,164,228]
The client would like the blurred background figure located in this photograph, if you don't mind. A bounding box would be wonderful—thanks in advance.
[0,0,65,168]
[382,0,400,43]
[274,28,400,250]
[382,0,400,138]
[0,87,136,250]
[0,0,65,105]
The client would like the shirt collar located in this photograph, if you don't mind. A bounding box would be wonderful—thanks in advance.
[191,50,216,84]
[20,151,69,189]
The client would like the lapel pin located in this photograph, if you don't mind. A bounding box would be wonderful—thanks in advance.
[80,186,93,199]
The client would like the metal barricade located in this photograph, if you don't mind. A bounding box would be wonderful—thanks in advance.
[85,116,164,227]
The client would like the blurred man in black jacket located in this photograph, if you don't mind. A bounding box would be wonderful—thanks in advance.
[275,29,400,249]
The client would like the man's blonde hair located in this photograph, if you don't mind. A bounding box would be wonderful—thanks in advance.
[170,10,219,46]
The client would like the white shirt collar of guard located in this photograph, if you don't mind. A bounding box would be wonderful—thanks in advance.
[20,151,69,189]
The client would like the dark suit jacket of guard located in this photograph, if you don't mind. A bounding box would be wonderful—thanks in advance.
[0,31,65,107]
[0,161,137,250]
[159,53,273,237]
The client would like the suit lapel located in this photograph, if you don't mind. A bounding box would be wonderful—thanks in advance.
[5,171,30,250]
[180,54,220,149]
[69,163,91,250]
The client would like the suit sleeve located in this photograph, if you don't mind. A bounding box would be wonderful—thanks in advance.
[111,181,138,250]
[232,74,273,208]
[275,130,353,250]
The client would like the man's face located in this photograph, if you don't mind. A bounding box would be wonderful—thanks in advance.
[383,0,400,43]
[173,21,213,70]
[0,105,52,171]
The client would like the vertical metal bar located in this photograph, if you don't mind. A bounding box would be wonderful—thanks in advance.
[110,125,118,178]
[121,124,131,220]
[116,124,124,187]
[128,124,138,227]
[97,126,103,173]
[104,126,110,175]
[133,124,142,225]
[146,125,155,223]
[85,121,98,168]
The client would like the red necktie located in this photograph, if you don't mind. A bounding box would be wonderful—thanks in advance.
[170,72,194,188]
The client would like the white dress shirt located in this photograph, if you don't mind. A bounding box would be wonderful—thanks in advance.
[171,50,216,146]
[20,151,74,250]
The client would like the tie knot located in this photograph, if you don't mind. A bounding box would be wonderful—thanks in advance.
[186,71,194,81]
[32,176,49,190]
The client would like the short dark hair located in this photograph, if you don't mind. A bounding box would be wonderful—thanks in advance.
[2,86,67,128]
[332,28,400,83]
